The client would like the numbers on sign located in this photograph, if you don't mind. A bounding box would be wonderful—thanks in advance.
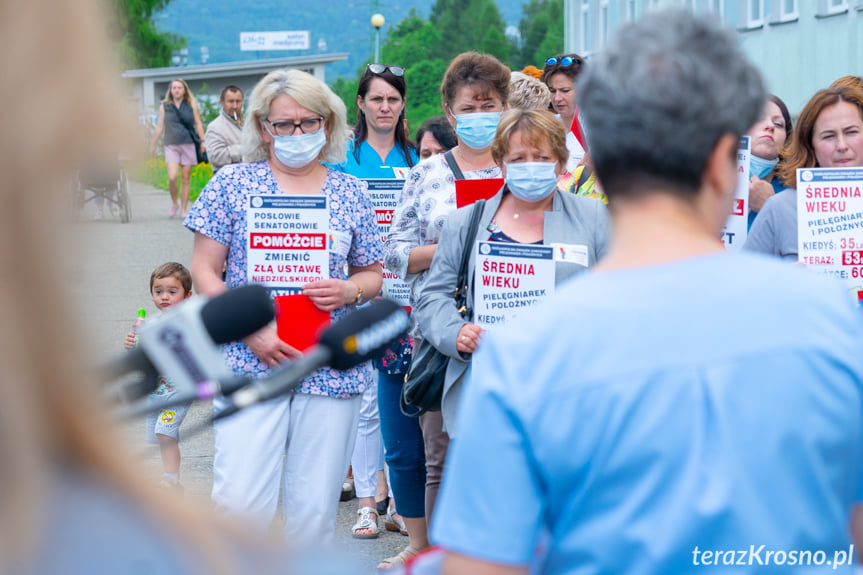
[843,251,863,265]
[841,238,857,250]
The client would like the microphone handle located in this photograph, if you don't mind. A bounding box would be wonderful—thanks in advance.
[114,374,252,419]
[214,346,330,421]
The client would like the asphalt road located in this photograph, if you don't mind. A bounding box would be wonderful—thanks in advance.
[73,179,409,573]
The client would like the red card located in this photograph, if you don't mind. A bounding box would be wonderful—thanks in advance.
[275,295,330,352]
[455,178,504,208]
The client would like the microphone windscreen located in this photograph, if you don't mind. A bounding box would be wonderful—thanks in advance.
[200,284,275,344]
[319,299,410,371]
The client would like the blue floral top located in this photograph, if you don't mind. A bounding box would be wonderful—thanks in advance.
[184,161,383,398]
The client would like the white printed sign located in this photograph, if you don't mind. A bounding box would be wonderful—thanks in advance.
[246,195,330,296]
[365,179,411,306]
[240,31,310,51]
[721,135,751,250]
[797,167,863,298]
[473,241,556,329]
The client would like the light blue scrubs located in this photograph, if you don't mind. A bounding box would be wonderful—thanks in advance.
[433,251,863,574]
[333,139,419,179]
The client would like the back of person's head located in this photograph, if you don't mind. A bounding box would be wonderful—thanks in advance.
[243,68,348,164]
[778,85,863,188]
[441,52,511,111]
[150,262,193,294]
[491,108,568,167]
[830,75,863,92]
[578,9,765,201]
[220,84,243,101]
[415,116,457,157]
[508,71,551,110]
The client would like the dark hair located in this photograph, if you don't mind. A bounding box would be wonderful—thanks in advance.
[220,85,243,100]
[441,52,510,111]
[769,94,792,143]
[540,53,585,85]
[150,262,192,294]
[353,66,415,168]
[415,116,457,157]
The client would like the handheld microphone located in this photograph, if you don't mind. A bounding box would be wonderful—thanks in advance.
[103,284,274,401]
[215,298,410,420]
[114,374,252,419]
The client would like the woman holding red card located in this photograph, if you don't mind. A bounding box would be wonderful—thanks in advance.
[383,51,510,543]
[186,68,382,546]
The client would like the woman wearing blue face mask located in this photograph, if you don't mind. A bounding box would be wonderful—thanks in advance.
[412,108,610,437]
[383,51,509,532]
[745,95,792,230]
[185,69,383,546]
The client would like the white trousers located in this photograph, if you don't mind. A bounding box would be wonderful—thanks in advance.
[349,379,383,498]
[212,392,361,546]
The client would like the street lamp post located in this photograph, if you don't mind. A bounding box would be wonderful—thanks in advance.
[371,13,385,64]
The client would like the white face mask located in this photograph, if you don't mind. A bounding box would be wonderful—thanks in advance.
[505,162,558,202]
[267,126,327,169]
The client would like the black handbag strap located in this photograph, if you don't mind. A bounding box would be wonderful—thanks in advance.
[444,150,465,181]
[169,101,200,142]
[454,199,486,315]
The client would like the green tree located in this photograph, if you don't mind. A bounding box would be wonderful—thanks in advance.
[515,0,564,69]
[430,0,509,59]
[477,1,513,62]
[109,0,185,69]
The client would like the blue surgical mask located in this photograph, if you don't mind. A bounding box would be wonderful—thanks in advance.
[452,111,502,150]
[269,127,327,169]
[749,154,778,180]
[505,162,558,202]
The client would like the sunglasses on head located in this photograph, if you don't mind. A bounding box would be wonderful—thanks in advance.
[545,56,580,68]
[367,63,405,77]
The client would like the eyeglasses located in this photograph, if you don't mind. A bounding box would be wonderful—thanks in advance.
[367,63,405,77]
[263,117,324,136]
[545,56,580,68]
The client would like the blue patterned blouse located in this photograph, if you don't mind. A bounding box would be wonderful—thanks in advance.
[185,161,383,398]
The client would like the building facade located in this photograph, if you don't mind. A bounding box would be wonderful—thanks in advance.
[564,0,863,114]
[123,53,348,117]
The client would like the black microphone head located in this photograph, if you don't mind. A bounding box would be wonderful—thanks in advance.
[319,299,410,371]
[200,284,275,344]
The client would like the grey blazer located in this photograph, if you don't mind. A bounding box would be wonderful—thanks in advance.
[413,188,610,436]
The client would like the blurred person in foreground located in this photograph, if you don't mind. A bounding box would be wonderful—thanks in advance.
[0,1,294,574]
[433,9,863,575]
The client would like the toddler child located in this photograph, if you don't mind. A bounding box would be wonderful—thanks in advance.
[123,262,194,491]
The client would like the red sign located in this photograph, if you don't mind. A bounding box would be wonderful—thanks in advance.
[249,233,326,249]
[455,178,504,208]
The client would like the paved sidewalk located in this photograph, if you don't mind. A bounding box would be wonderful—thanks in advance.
[73,180,410,573]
